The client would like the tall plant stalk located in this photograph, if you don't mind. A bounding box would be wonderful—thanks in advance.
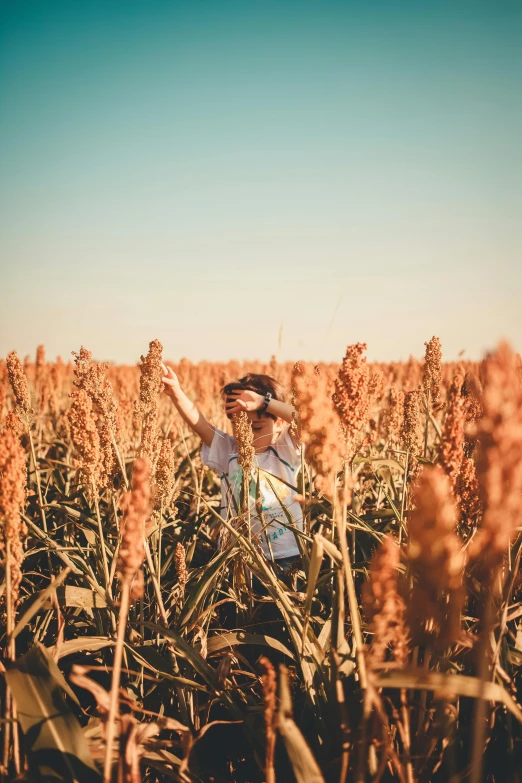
[103,580,130,783]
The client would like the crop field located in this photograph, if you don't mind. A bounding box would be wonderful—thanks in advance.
[0,338,521,783]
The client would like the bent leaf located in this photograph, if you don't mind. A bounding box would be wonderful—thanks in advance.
[4,643,100,782]
[278,665,325,783]
[178,546,238,628]
[56,636,115,660]
[206,631,294,659]
[377,668,522,723]
[11,567,71,640]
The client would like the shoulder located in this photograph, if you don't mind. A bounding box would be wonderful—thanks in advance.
[201,428,236,473]
[277,423,300,449]
[273,425,302,469]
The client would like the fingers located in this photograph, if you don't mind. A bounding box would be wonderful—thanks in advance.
[226,392,248,404]
[161,364,177,384]
[225,399,240,416]
[225,396,246,407]
[227,399,246,408]
[161,362,176,376]
[225,402,248,420]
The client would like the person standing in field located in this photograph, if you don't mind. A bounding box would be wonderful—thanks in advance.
[161,364,303,580]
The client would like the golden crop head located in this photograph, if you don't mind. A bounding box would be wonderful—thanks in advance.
[6,351,31,420]
[117,456,152,599]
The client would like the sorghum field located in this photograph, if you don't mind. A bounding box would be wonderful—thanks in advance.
[1,338,522,783]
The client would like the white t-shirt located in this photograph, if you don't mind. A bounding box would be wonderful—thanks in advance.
[201,425,303,560]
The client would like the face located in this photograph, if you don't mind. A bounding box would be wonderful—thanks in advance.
[243,411,285,453]
[248,411,285,452]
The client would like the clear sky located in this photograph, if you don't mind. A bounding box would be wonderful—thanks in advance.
[1,0,521,365]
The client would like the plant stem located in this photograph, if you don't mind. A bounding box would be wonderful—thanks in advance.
[400,688,414,783]
[111,434,129,490]
[28,428,51,575]
[143,539,190,726]
[157,500,164,591]
[470,594,492,783]
[339,466,367,690]
[492,535,522,669]
[103,579,130,783]
[399,452,409,546]
[92,483,111,593]
[2,543,12,776]
[423,389,430,459]
[3,543,20,776]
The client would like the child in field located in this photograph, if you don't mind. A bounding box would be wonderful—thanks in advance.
[161,364,303,579]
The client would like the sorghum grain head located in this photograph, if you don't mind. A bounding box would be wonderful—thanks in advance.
[363,535,409,668]
[117,456,152,598]
[468,342,522,588]
[0,428,27,607]
[6,351,31,420]
[423,337,442,409]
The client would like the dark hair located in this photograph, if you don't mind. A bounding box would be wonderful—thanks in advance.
[221,373,285,420]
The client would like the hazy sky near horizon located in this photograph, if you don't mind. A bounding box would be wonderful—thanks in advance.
[1,0,521,365]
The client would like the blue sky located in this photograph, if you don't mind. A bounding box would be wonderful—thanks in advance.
[1,0,521,364]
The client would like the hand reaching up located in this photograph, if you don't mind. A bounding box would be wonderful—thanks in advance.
[225,388,264,418]
[161,363,181,400]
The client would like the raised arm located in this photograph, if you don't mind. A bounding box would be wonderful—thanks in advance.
[161,363,215,448]
[224,389,299,446]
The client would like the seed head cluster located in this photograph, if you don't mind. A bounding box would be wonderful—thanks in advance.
[233,411,255,472]
[0,379,6,421]
[154,436,176,509]
[35,344,45,373]
[290,360,303,439]
[138,339,164,411]
[232,411,255,506]
[174,542,188,593]
[72,346,121,487]
[292,363,344,494]
[462,371,483,425]
[0,427,27,607]
[457,456,481,528]
[422,336,442,409]
[440,366,466,492]
[68,388,101,490]
[6,351,31,422]
[382,386,405,447]
[137,339,163,468]
[117,457,152,600]
[5,410,23,438]
[332,343,371,457]
[363,535,409,668]
[402,388,423,461]
[469,342,522,587]
[73,348,118,425]
[407,466,465,647]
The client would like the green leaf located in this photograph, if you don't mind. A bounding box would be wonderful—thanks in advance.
[11,567,71,640]
[4,644,100,782]
[352,457,404,472]
[56,637,114,660]
[125,645,211,693]
[177,545,238,628]
[278,666,325,783]
[206,631,294,659]
[377,668,522,723]
[141,620,262,754]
